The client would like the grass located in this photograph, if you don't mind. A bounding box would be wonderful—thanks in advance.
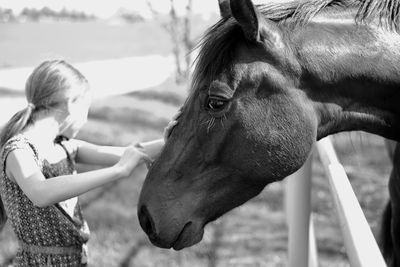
[89,106,170,132]
[0,21,172,68]
[126,90,184,106]
[0,15,217,69]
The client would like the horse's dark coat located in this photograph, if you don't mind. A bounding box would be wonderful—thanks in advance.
[138,0,400,265]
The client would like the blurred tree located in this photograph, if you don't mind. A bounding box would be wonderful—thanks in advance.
[117,9,144,24]
[147,0,194,84]
[183,0,194,80]
[19,7,96,22]
[21,8,40,22]
[59,8,69,19]
[40,7,57,18]
[0,8,17,23]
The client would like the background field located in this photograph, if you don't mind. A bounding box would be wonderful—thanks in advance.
[0,21,171,68]
[0,20,392,267]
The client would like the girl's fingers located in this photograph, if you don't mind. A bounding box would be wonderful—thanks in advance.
[136,149,151,163]
[133,142,145,151]
[141,152,153,169]
[163,108,182,140]
[167,121,178,129]
[145,159,153,169]
[141,152,152,164]
[172,110,182,120]
[164,121,178,140]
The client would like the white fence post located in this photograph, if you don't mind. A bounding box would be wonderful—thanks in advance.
[316,137,386,267]
[286,137,387,267]
[286,153,318,267]
[308,214,318,267]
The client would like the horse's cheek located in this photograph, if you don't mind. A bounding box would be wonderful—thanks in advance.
[230,107,280,178]
[252,102,314,179]
[271,103,316,176]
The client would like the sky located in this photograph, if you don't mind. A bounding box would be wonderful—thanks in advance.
[0,0,220,18]
[0,0,278,19]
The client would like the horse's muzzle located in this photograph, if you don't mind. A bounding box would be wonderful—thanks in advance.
[138,204,204,250]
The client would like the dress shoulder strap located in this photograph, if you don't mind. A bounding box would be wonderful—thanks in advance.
[1,135,42,174]
[55,135,78,161]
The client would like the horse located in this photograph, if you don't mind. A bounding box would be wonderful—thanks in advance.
[138,0,400,265]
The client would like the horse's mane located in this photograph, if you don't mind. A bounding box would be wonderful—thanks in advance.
[191,0,400,91]
[260,0,400,30]
[191,19,241,91]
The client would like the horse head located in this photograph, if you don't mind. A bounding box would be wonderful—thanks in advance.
[138,0,318,250]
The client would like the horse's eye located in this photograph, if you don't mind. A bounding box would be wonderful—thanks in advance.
[206,97,227,111]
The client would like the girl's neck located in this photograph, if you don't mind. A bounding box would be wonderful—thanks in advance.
[22,116,60,148]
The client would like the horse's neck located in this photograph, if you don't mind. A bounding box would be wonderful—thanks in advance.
[292,21,400,141]
[295,21,400,83]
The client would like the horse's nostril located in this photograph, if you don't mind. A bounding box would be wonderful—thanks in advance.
[138,205,157,239]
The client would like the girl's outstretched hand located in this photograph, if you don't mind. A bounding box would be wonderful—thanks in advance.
[163,121,178,141]
[163,107,182,141]
[115,145,152,178]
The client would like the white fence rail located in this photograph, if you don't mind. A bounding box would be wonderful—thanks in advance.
[286,136,387,267]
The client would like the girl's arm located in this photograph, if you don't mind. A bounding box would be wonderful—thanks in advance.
[72,139,125,166]
[73,107,181,166]
[72,107,181,167]
[72,139,165,166]
[6,145,148,208]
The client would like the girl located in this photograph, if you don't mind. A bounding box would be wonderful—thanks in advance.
[0,59,165,266]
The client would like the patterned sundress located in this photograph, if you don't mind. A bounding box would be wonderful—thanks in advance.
[0,134,90,266]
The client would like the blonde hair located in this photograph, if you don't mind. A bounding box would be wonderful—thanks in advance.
[0,60,89,229]
[0,59,88,147]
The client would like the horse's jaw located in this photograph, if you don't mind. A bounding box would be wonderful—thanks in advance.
[138,163,268,249]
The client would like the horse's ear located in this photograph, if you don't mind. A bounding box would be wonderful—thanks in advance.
[230,0,260,41]
[230,0,284,50]
[218,0,231,19]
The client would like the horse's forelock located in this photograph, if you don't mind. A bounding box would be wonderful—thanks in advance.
[191,18,241,95]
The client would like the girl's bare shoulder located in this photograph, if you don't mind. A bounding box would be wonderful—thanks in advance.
[2,136,41,182]
[1,135,38,164]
